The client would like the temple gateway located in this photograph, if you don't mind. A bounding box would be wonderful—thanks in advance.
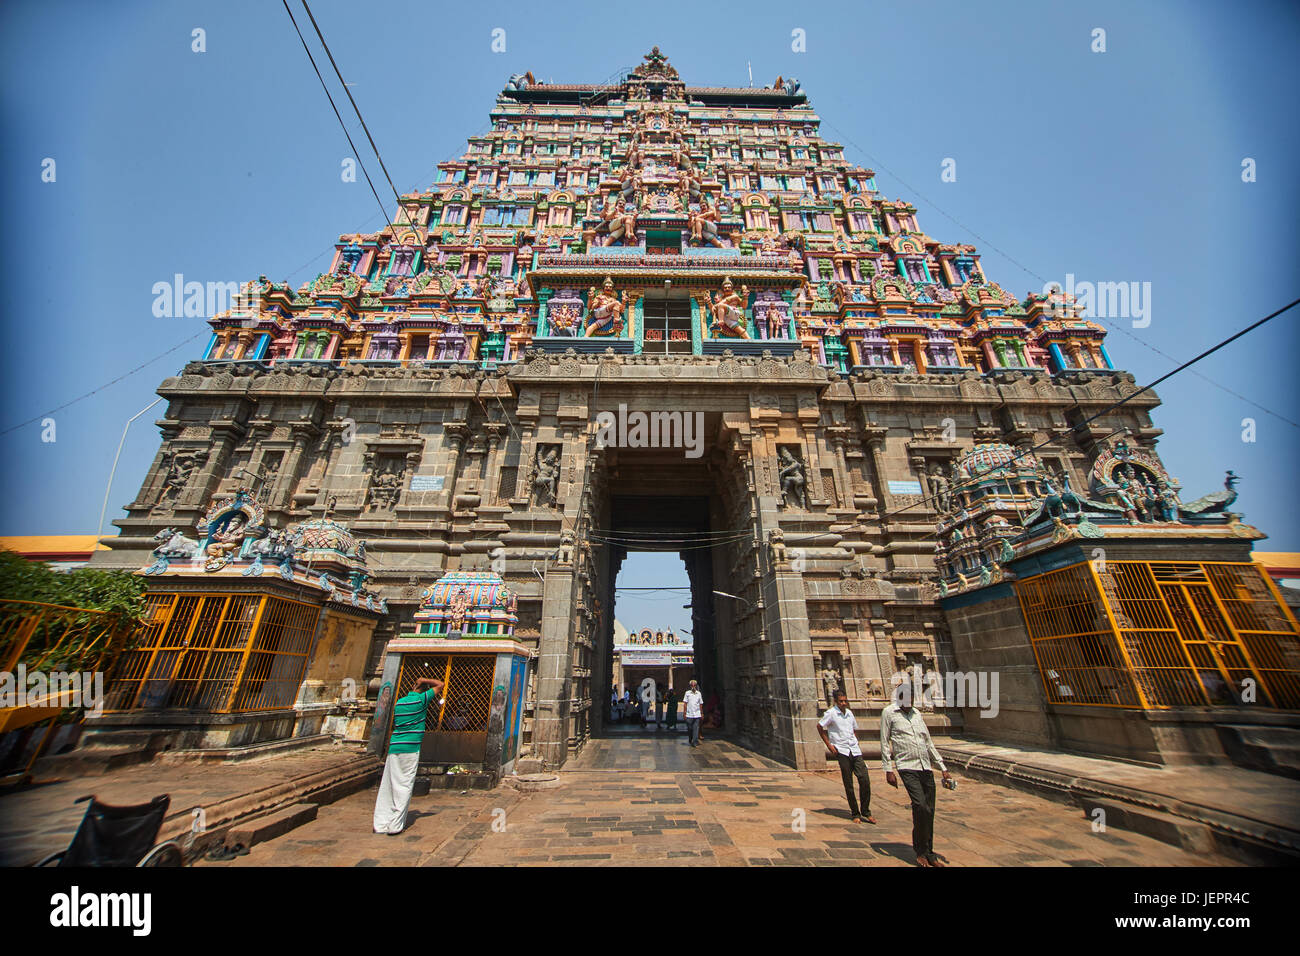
[89,50,1299,777]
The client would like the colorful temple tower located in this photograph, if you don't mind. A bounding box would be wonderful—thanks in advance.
[92,50,1295,772]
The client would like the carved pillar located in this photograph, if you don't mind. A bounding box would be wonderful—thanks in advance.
[442,421,470,507]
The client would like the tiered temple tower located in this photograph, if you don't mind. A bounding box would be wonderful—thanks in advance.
[98,49,1203,770]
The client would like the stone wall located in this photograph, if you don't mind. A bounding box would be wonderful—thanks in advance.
[96,355,1163,768]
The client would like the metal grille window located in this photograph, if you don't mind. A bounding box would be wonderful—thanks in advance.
[103,593,319,714]
[1016,561,1300,710]
[394,654,495,734]
[641,297,692,355]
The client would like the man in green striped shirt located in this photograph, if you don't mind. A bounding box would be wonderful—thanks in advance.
[373,677,444,835]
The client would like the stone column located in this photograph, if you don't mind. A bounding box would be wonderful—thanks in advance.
[532,562,576,767]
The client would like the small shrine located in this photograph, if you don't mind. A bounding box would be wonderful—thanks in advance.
[88,490,389,754]
[370,569,532,785]
[412,570,518,637]
[934,438,1298,768]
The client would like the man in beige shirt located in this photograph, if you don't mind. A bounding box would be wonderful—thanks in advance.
[880,693,953,867]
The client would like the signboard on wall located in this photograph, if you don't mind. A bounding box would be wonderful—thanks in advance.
[888,479,923,495]
[410,475,445,492]
[620,651,673,666]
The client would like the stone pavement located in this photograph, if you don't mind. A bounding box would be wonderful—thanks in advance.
[0,744,378,866]
[199,737,1233,867]
[940,740,1300,863]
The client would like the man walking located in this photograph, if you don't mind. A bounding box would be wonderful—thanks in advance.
[683,679,704,747]
[816,690,875,825]
[374,676,444,835]
[880,686,953,867]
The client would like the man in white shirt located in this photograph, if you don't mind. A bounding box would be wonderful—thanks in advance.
[880,687,953,867]
[817,691,875,824]
[682,680,704,747]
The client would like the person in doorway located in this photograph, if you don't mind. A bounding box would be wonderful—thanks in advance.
[664,686,678,730]
[638,684,650,728]
[611,685,623,723]
[623,688,633,722]
[683,680,704,747]
[816,690,875,825]
[881,684,953,867]
[373,677,444,835]
[654,681,664,728]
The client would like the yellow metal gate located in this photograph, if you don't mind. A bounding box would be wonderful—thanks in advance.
[1016,560,1300,710]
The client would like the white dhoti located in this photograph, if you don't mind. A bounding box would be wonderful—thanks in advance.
[373,751,420,834]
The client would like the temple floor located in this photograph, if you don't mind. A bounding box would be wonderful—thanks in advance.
[197,737,1232,867]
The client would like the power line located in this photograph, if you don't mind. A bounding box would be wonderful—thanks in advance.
[299,0,404,213]
[281,0,392,235]
[0,331,207,436]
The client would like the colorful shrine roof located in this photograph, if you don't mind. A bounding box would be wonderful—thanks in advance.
[202,49,1110,376]
[414,570,518,636]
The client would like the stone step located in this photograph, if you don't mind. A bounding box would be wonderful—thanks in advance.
[34,744,153,778]
[1217,724,1300,780]
[226,803,319,849]
[155,734,334,765]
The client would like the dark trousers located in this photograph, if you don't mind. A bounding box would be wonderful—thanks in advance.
[899,769,937,858]
[836,752,871,818]
[686,716,701,746]
[666,705,677,728]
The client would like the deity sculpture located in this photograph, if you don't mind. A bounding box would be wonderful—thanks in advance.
[820,660,842,708]
[548,304,580,337]
[159,450,202,504]
[585,279,627,336]
[204,511,249,571]
[709,277,749,338]
[533,447,560,506]
[778,447,807,509]
[768,528,789,568]
[928,464,952,512]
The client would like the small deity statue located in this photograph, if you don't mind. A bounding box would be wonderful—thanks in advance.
[928,464,952,512]
[533,447,560,506]
[585,279,627,336]
[709,277,749,338]
[768,528,789,568]
[548,304,580,337]
[778,448,807,510]
[690,192,723,246]
[820,660,842,707]
[204,510,249,570]
[160,450,201,503]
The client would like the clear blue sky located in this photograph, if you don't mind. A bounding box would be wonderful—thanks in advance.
[2,0,1297,584]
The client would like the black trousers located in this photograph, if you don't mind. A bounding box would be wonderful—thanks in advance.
[899,769,937,858]
[836,752,871,817]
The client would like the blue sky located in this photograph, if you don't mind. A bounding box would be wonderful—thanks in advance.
[2,0,1296,634]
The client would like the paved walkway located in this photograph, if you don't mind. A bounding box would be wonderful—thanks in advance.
[940,740,1300,859]
[0,745,374,866]
[199,737,1231,867]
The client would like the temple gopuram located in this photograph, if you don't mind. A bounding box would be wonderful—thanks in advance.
[92,49,1298,772]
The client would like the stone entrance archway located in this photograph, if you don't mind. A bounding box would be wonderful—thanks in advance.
[520,361,853,771]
